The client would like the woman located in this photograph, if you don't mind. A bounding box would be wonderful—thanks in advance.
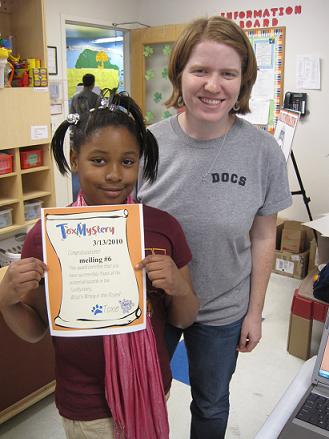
[136,16,292,439]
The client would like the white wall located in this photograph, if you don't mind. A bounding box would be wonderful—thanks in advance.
[45,0,329,222]
[137,0,329,222]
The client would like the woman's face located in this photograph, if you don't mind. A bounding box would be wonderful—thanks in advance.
[70,126,140,206]
[181,40,242,130]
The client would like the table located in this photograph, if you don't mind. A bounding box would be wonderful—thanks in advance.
[255,356,316,439]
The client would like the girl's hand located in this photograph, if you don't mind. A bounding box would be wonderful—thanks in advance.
[136,255,199,328]
[0,258,47,309]
[135,254,189,297]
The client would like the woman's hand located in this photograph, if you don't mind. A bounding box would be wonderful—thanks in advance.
[0,257,47,310]
[237,312,262,353]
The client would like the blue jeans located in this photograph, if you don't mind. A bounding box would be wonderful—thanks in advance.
[166,319,242,439]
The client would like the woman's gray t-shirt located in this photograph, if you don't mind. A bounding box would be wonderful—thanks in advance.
[137,116,292,325]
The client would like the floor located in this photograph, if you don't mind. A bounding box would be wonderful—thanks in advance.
[0,273,322,439]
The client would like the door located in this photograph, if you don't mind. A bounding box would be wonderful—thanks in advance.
[130,24,186,124]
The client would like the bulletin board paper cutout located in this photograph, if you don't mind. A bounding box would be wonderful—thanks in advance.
[41,204,146,337]
[245,27,285,133]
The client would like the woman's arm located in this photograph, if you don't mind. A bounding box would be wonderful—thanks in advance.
[237,213,277,353]
[0,258,48,343]
[136,255,199,328]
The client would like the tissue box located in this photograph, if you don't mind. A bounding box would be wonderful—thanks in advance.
[20,149,43,169]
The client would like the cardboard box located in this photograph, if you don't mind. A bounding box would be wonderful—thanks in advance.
[273,221,313,279]
[273,249,309,279]
[280,220,306,254]
[287,313,312,360]
[304,230,329,274]
[316,234,329,266]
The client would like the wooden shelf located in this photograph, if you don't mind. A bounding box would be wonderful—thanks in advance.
[0,223,25,236]
[0,173,17,179]
[0,88,51,148]
[0,0,56,421]
[21,165,50,174]
[23,190,51,201]
[0,198,19,207]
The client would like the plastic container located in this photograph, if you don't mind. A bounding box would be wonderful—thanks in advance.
[0,153,13,175]
[0,232,26,267]
[24,200,43,221]
[20,149,43,169]
[0,207,13,229]
[0,58,7,88]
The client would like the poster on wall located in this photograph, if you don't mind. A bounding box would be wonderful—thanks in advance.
[274,109,300,161]
[41,204,146,337]
[66,25,125,100]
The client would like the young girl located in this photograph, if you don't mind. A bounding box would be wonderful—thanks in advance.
[0,91,199,439]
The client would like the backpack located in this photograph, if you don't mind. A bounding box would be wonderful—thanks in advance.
[313,263,329,302]
[76,95,90,114]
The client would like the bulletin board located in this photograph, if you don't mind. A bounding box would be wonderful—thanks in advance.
[244,27,285,133]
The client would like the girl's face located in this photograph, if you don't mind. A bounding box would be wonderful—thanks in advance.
[180,40,242,134]
[71,126,140,205]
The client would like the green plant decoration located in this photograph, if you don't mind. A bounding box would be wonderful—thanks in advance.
[145,111,154,123]
[162,45,172,56]
[145,69,155,81]
[153,92,162,103]
[144,46,154,57]
[163,110,172,119]
[161,67,168,79]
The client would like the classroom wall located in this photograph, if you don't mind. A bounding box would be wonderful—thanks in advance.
[45,0,329,222]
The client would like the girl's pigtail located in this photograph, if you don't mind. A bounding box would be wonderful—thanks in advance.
[122,96,159,182]
[143,129,159,183]
[51,120,71,175]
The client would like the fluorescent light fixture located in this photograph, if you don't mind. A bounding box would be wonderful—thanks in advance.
[92,37,123,44]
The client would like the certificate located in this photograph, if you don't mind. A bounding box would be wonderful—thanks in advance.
[41,204,146,336]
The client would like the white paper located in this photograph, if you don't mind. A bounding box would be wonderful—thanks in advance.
[45,209,141,330]
[50,103,63,115]
[33,87,48,92]
[255,40,274,68]
[240,97,270,125]
[296,55,321,90]
[252,69,275,98]
[42,205,146,337]
[303,215,329,237]
[275,258,294,274]
[31,125,48,140]
[274,109,300,161]
[255,356,316,439]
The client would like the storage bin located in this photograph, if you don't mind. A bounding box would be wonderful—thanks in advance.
[20,149,43,169]
[0,153,13,175]
[24,200,43,221]
[0,232,26,266]
[0,208,13,229]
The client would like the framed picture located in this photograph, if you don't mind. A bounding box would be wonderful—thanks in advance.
[47,46,58,75]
